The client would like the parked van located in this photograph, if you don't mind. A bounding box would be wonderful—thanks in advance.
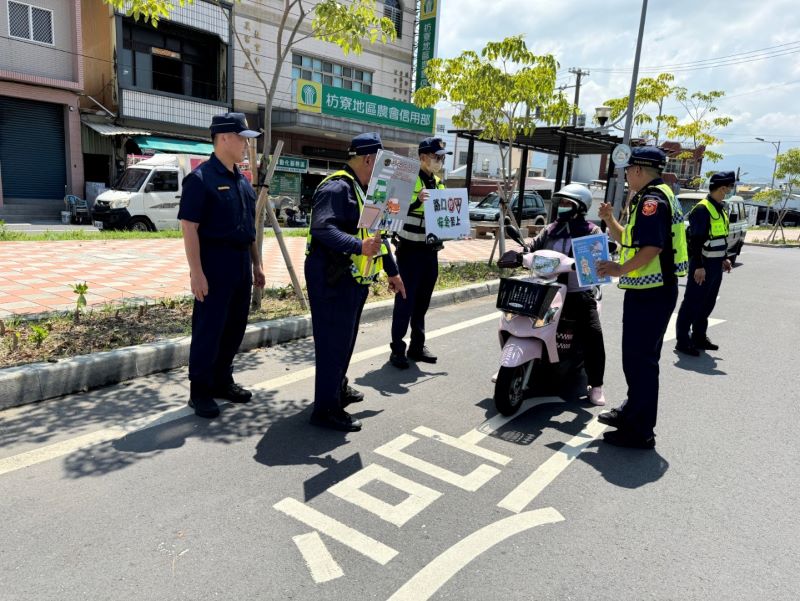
[676,192,748,261]
[92,154,209,231]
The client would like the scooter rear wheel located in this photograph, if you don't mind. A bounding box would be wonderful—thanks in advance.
[494,365,527,416]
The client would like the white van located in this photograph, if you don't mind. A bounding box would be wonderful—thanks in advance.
[676,192,749,261]
[92,154,209,231]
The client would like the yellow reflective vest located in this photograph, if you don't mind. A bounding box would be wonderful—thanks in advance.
[306,170,388,285]
[691,197,729,259]
[619,182,689,289]
[399,174,445,243]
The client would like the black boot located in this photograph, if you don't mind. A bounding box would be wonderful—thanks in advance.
[189,382,220,418]
[341,377,365,407]
[408,345,437,363]
[389,342,410,369]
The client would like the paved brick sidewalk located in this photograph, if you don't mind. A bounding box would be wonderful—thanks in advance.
[0,237,499,317]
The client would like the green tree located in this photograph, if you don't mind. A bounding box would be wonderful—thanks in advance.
[603,72,676,145]
[102,0,189,26]
[414,35,572,255]
[753,148,800,243]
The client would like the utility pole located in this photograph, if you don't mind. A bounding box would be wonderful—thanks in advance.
[565,68,589,183]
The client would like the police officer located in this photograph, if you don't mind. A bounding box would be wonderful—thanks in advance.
[596,146,688,449]
[389,136,451,369]
[178,113,266,419]
[305,133,406,432]
[675,171,735,356]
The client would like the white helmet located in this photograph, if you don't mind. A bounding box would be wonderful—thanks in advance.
[553,183,592,214]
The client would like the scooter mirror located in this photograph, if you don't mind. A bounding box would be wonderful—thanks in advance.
[503,217,526,247]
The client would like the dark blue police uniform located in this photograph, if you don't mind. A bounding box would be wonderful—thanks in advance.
[178,152,256,404]
[305,133,398,432]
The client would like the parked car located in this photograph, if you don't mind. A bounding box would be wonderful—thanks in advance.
[469,190,547,223]
[676,192,748,261]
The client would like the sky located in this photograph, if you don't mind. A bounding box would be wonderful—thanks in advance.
[434,0,800,182]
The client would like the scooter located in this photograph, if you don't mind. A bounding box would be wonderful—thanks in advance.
[493,223,600,416]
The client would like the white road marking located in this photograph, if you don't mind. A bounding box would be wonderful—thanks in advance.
[292,531,344,584]
[274,497,398,565]
[327,463,442,527]
[497,418,607,514]
[374,433,501,492]
[386,507,565,601]
[412,426,512,466]
[458,397,565,446]
[0,311,500,476]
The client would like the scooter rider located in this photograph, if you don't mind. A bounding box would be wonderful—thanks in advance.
[528,183,606,406]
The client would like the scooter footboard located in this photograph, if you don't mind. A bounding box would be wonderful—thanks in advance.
[500,337,543,368]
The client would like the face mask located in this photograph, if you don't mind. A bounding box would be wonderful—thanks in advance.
[426,156,443,173]
[557,206,578,222]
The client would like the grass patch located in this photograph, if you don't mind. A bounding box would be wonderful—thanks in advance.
[0,262,513,368]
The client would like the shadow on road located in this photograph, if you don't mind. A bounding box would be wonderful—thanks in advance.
[672,351,727,375]
[354,362,448,397]
[573,441,670,489]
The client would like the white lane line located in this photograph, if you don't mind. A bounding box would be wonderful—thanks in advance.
[497,418,607,514]
[412,426,512,466]
[386,507,565,601]
[292,531,344,584]
[664,315,725,342]
[0,311,499,477]
[458,397,565,446]
[274,497,398,565]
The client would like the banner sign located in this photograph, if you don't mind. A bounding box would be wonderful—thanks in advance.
[357,150,420,233]
[571,232,613,287]
[415,0,440,90]
[296,79,435,134]
[424,188,469,242]
[276,156,308,173]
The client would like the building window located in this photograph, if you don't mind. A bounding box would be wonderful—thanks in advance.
[458,151,469,166]
[8,1,53,45]
[120,17,226,103]
[384,0,402,39]
[435,124,446,133]
[291,53,373,94]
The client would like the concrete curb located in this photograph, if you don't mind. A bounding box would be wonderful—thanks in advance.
[744,241,798,249]
[0,280,500,411]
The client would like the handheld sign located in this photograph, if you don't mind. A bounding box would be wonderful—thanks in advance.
[424,188,470,243]
[571,232,613,287]
[357,150,420,233]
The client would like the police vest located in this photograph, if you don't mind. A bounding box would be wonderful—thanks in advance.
[619,183,689,289]
[691,198,729,259]
[398,174,445,243]
[306,170,388,285]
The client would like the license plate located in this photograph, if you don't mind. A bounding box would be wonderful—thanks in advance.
[93,220,104,230]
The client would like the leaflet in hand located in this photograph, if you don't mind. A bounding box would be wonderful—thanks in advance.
[357,150,420,232]
[571,232,613,287]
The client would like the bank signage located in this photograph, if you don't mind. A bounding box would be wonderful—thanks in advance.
[296,79,435,135]
[415,0,440,90]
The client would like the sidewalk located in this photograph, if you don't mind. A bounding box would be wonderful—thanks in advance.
[0,237,499,317]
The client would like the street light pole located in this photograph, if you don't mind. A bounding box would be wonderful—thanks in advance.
[755,137,781,223]
[613,0,649,221]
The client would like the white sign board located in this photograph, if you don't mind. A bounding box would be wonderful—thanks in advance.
[424,188,470,243]
[357,150,420,232]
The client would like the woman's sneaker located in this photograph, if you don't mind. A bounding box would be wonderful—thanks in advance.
[589,386,606,406]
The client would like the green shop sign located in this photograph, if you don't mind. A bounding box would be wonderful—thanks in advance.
[296,79,435,135]
[276,156,308,173]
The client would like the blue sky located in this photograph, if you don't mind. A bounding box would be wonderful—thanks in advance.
[435,0,800,182]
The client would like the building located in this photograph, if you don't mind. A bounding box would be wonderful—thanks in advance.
[232,0,433,205]
[78,0,233,192]
[0,0,84,215]
[659,141,705,188]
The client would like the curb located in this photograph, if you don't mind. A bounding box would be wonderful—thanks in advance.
[744,241,798,249]
[0,280,500,411]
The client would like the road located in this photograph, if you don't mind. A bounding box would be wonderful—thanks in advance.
[1,245,798,601]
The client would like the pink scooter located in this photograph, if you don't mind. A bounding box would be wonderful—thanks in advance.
[493,225,600,416]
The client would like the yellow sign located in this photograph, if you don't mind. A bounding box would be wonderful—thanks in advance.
[296,79,322,113]
[420,0,437,20]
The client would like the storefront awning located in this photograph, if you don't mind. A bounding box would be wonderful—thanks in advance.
[83,122,151,136]
[133,136,213,155]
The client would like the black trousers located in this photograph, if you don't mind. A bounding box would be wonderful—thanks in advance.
[306,253,369,414]
[676,257,723,346]
[561,290,605,387]
[189,247,252,393]
[391,246,439,352]
[620,284,678,438]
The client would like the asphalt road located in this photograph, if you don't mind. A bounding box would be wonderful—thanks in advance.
[1,245,798,601]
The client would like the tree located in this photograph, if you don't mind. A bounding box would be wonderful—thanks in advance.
[103,0,189,25]
[753,148,800,243]
[603,72,675,145]
[414,35,572,256]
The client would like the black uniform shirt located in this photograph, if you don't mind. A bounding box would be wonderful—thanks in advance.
[178,153,256,247]
[628,178,676,285]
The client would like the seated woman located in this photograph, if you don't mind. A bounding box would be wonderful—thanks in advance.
[529,183,607,406]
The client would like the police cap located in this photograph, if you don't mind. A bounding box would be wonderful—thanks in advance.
[709,171,736,187]
[210,112,261,137]
[348,132,383,156]
[418,137,453,155]
[620,145,667,170]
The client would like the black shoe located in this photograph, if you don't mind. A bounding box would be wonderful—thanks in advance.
[390,351,410,369]
[603,429,656,449]
[309,409,362,432]
[692,336,719,351]
[188,397,220,419]
[597,408,624,428]
[675,343,700,357]
[407,346,437,363]
[212,382,253,403]
[341,383,365,407]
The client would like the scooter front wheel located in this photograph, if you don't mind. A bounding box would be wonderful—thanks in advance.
[494,364,528,416]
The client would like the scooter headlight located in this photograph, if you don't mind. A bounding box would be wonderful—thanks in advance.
[531,255,560,276]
